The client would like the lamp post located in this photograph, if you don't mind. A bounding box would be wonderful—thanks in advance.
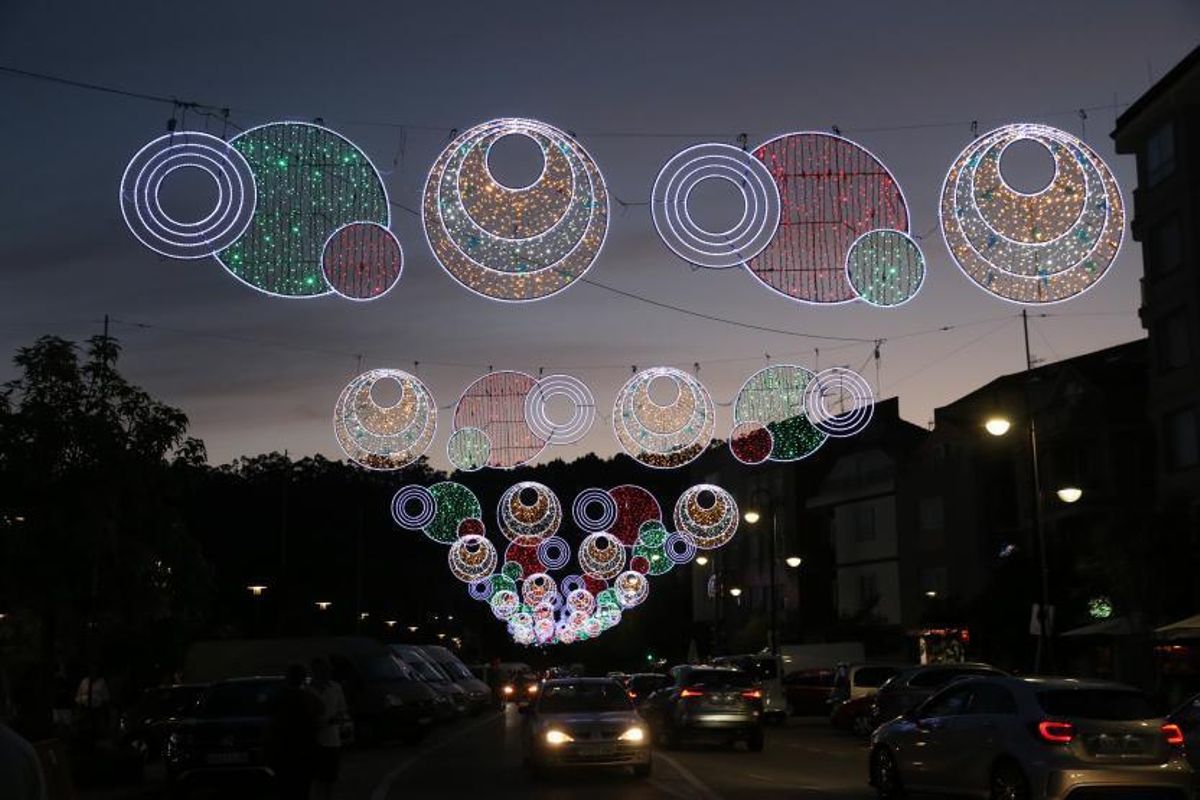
[247,585,268,632]
[743,488,780,655]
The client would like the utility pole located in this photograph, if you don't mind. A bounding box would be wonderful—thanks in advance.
[1022,310,1052,673]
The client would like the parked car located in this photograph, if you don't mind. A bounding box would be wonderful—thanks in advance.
[830,663,908,704]
[165,677,281,794]
[869,676,1193,799]
[639,665,764,751]
[624,673,669,706]
[390,644,469,718]
[782,668,835,716]
[870,662,1007,727]
[711,654,788,722]
[1167,690,1200,772]
[184,637,431,744]
[830,694,877,737]
[521,677,651,778]
[417,645,493,713]
[119,684,206,762]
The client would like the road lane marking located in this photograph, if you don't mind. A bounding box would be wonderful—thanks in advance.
[653,752,724,800]
[369,712,502,800]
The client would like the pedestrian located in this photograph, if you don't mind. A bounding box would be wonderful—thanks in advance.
[265,664,320,800]
[0,673,48,799]
[307,658,349,800]
[74,664,111,747]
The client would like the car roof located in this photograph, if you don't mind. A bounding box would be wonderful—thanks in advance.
[541,677,621,687]
[685,664,743,671]
[211,675,284,685]
[628,672,668,679]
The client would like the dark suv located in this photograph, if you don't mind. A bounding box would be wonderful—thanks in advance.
[638,665,764,751]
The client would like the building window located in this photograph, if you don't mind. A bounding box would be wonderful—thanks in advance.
[1145,122,1175,186]
[853,503,876,543]
[857,572,879,609]
[919,497,944,532]
[1148,215,1183,277]
[1166,407,1200,470]
[1156,310,1190,371]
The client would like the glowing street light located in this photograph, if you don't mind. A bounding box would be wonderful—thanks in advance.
[315,601,332,611]
[984,417,1012,436]
[728,587,743,598]
[1056,487,1083,504]
[785,556,803,568]
[407,625,418,633]
[359,612,370,621]
[385,620,397,628]
[743,510,762,524]
[246,584,268,597]
[695,555,709,566]
[925,590,939,599]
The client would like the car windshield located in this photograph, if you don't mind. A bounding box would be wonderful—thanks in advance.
[140,686,203,716]
[434,658,473,680]
[402,656,444,681]
[683,669,754,689]
[1038,689,1157,720]
[199,681,281,718]
[363,654,410,681]
[538,682,632,713]
[855,666,901,688]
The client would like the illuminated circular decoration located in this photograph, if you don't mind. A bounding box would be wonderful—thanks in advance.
[651,143,781,269]
[608,485,663,546]
[467,577,494,601]
[216,121,390,298]
[940,123,1124,304]
[333,369,436,471]
[1088,596,1114,620]
[497,482,562,546]
[524,374,596,445]
[454,371,546,469]
[732,365,827,462]
[664,532,697,565]
[674,485,739,550]
[120,130,256,260]
[613,367,716,469]
[423,482,482,544]
[490,590,519,619]
[537,536,571,570]
[422,117,609,302]
[446,427,491,473]
[578,533,627,580]
[503,541,543,579]
[521,572,557,606]
[845,230,926,307]
[572,488,617,533]
[749,132,909,304]
[614,571,650,609]
[633,521,673,576]
[729,421,773,465]
[560,575,586,596]
[390,485,436,529]
[457,518,485,538]
[320,221,403,301]
[566,589,596,616]
[447,535,498,582]
[804,367,875,438]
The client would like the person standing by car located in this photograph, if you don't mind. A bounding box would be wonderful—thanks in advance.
[307,658,348,800]
[265,664,320,800]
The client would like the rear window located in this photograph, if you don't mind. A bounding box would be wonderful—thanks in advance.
[683,669,754,689]
[200,682,281,718]
[629,675,668,694]
[1038,689,1157,721]
[538,682,632,713]
[715,657,778,680]
[909,667,998,688]
[855,666,901,688]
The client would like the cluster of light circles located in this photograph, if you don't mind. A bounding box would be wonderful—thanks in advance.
[729,363,874,464]
[333,369,437,470]
[448,371,595,472]
[121,123,399,300]
[651,132,924,307]
[389,481,740,647]
[612,367,716,469]
[422,118,609,302]
[940,123,1124,305]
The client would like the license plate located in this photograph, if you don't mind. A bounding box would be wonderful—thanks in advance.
[1090,735,1147,755]
[206,751,249,765]
[579,744,614,757]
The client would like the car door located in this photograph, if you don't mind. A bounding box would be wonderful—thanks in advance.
[935,682,1020,794]
[901,684,973,791]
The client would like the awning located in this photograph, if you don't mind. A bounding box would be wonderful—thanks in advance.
[1061,616,1141,637]
[1155,614,1200,640]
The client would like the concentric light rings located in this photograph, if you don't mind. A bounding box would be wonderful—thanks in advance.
[333,369,437,471]
[391,485,436,529]
[804,367,875,438]
[572,488,617,533]
[524,374,595,445]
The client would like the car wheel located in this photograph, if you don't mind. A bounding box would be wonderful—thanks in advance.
[870,746,904,799]
[989,761,1030,800]
[632,761,652,778]
[747,728,765,752]
[852,714,874,738]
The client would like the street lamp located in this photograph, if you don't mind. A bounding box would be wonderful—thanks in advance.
[385,620,397,628]
[407,625,418,633]
[695,555,709,566]
[785,556,803,568]
[984,417,1012,437]
[315,601,332,611]
[728,587,742,598]
[743,510,762,525]
[247,585,268,597]
[1056,487,1083,504]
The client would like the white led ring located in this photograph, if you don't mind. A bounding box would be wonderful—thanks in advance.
[391,485,436,529]
[537,536,571,570]
[572,488,617,533]
[652,143,781,269]
[804,367,875,437]
[664,531,697,564]
[120,131,256,260]
[524,374,596,445]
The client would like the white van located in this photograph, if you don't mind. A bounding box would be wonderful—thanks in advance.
[711,654,788,722]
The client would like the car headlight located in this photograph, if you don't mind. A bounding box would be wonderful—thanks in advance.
[544,729,573,745]
[503,685,514,696]
[527,684,538,695]
[618,726,645,743]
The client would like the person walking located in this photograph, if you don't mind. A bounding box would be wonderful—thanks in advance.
[0,675,48,800]
[265,664,320,800]
[307,658,349,800]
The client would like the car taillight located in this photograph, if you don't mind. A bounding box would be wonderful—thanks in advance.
[1163,723,1185,746]
[1037,720,1075,744]
[741,689,762,700]
[679,688,704,698]
[628,690,638,699]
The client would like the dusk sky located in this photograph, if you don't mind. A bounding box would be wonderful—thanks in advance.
[2,0,1198,468]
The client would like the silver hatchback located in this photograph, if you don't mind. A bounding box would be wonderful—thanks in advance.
[869,676,1193,799]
